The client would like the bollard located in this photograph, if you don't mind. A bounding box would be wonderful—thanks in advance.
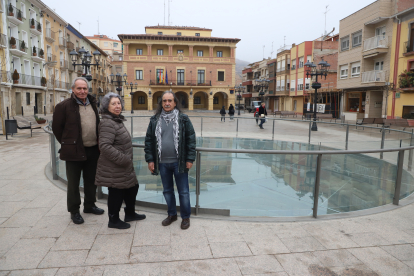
[21,106,24,116]
[7,106,9,119]
[50,136,58,180]
[44,106,46,116]
[34,106,36,116]
[380,128,385,159]
[345,125,349,150]
[195,151,201,215]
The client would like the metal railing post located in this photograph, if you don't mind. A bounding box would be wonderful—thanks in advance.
[236,118,239,138]
[195,151,201,215]
[308,121,311,144]
[272,119,275,140]
[409,132,414,171]
[345,125,349,150]
[131,117,134,138]
[313,154,323,218]
[201,117,203,137]
[380,128,386,159]
[97,186,103,199]
[50,134,58,180]
[393,150,405,205]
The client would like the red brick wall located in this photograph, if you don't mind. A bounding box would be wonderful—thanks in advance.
[397,0,414,13]
[313,52,338,90]
[313,40,339,50]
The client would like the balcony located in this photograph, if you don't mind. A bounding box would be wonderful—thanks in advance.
[0,33,7,48]
[9,38,27,57]
[29,18,42,36]
[149,79,212,86]
[31,47,44,63]
[403,41,414,57]
[53,80,69,90]
[242,80,252,86]
[58,37,66,49]
[60,59,68,70]
[7,4,24,25]
[363,36,389,58]
[46,54,57,66]
[45,28,55,43]
[67,40,74,50]
[10,72,45,88]
[361,70,387,83]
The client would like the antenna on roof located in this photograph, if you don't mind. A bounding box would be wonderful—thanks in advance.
[168,0,172,26]
[263,45,265,60]
[271,42,274,58]
[324,5,330,35]
[77,21,81,32]
[97,17,99,35]
[164,0,165,25]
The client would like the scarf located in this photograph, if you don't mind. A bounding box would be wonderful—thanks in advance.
[155,108,179,160]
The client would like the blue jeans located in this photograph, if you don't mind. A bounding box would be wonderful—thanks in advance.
[159,162,191,219]
[259,118,266,128]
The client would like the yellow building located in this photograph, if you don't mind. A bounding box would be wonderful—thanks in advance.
[85,34,122,57]
[388,7,414,119]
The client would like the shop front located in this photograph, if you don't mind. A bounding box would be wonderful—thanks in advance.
[343,92,366,122]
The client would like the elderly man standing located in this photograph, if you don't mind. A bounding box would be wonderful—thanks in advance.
[52,77,104,224]
[144,91,196,230]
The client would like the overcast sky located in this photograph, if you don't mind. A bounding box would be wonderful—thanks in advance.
[43,0,375,63]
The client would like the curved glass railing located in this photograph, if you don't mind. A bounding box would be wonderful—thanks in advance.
[44,116,414,218]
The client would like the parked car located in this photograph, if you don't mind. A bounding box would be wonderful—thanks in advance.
[246,101,261,113]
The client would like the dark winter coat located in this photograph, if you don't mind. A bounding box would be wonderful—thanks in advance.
[259,105,268,116]
[52,93,100,161]
[220,107,226,115]
[144,112,196,175]
[95,113,137,189]
[228,105,235,115]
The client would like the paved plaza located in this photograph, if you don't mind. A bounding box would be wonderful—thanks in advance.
[1,112,414,275]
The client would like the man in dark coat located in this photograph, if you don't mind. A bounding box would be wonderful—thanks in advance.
[52,77,104,224]
[258,102,268,129]
[144,91,196,230]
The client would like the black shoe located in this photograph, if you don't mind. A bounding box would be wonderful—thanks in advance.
[162,215,177,226]
[108,214,130,229]
[83,206,104,215]
[181,218,190,230]
[124,208,146,222]
[260,126,264,129]
[71,212,84,224]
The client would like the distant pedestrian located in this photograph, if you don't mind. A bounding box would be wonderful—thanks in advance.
[258,102,268,129]
[228,104,235,121]
[52,77,104,225]
[95,92,146,230]
[220,106,226,122]
[254,107,260,125]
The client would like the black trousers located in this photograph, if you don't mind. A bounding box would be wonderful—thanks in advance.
[108,184,139,220]
[65,145,99,214]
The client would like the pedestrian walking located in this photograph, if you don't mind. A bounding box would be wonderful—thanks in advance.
[220,106,226,122]
[144,91,196,230]
[52,77,104,225]
[254,107,260,125]
[258,102,268,129]
[95,93,146,229]
[228,104,235,121]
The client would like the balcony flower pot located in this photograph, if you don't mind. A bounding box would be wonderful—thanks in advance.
[41,77,47,87]
[17,10,22,21]
[12,69,19,84]
[8,3,13,16]
[30,18,35,29]
[36,119,46,124]
[37,23,41,32]
[312,82,322,89]
[33,46,37,56]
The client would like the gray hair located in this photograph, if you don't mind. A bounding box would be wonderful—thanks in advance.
[101,92,124,114]
[71,77,89,90]
[154,90,182,116]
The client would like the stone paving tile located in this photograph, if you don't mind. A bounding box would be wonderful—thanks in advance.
[348,247,414,276]
[0,227,31,257]
[347,232,393,247]
[169,223,209,245]
[38,250,89,268]
[234,255,284,275]
[270,223,311,238]
[7,268,59,276]
[44,197,67,217]
[328,265,379,276]
[0,195,7,202]
[25,193,64,209]
[403,260,414,269]
[203,222,244,243]
[0,238,56,270]
[0,218,6,225]
[133,220,171,246]
[102,263,161,276]
[85,233,133,265]
[0,201,29,217]
[98,218,137,235]
[4,189,43,202]
[209,241,252,258]
[23,215,71,239]
[312,249,364,267]
[0,271,9,276]
[243,273,288,276]
[159,257,242,275]
[380,244,414,261]
[311,230,360,250]
[171,243,213,261]
[55,266,105,276]
[0,207,49,228]
[279,236,326,253]
[130,245,173,263]
[245,237,290,255]
[70,212,107,225]
[276,252,323,276]
[52,224,101,251]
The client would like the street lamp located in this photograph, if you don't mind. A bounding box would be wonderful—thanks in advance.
[304,58,330,131]
[69,47,101,82]
[255,78,269,102]
[234,83,245,115]
[110,72,127,93]
[125,82,138,114]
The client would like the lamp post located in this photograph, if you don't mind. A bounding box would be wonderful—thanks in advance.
[69,47,101,82]
[110,72,127,94]
[125,82,138,114]
[234,83,245,115]
[304,58,330,131]
[255,78,269,102]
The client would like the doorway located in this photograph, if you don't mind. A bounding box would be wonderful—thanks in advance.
[15,92,21,115]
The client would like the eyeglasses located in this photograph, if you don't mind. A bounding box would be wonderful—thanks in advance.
[163,99,173,103]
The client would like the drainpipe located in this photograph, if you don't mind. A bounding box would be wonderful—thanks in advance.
[392,15,401,119]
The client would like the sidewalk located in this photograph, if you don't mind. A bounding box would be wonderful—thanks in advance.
[1,124,414,275]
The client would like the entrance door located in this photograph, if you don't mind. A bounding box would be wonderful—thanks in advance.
[15,92,21,115]
[24,60,31,84]
[34,93,38,114]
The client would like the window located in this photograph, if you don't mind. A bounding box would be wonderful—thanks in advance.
[138,96,145,104]
[157,49,163,56]
[290,80,295,91]
[341,36,350,51]
[104,42,108,47]
[195,33,200,36]
[197,70,205,84]
[299,57,304,68]
[375,61,384,71]
[291,59,296,70]
[177,32,181,36]
[26,93,30,105]
[351,62,361,77]
[352,31,362,48]
[177,69,184,85]
[104,51,109,54]
[218,71,224,81]
[194,97,201,104]
[298,83,303,91]
[213,97,219,104]
[177,50,183,53]
[197,50,203,57]
[375,26,386,38]
[21,3,26,18]
[136,70,143,80]
[158,32,163,35]
[119,56,123,61]
[306,55,312,63]
[340,65,348,79]
[217,51,223,57]
[113,42,118,47]
[305,83,310,90]
[156,69,164,84]
[136,49,143,55]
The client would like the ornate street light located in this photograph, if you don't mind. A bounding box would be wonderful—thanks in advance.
[234,83,245,116]
[125,82,138,114]
[69,47,101,82]
[305,58,330,131]
[255,78,269,101]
